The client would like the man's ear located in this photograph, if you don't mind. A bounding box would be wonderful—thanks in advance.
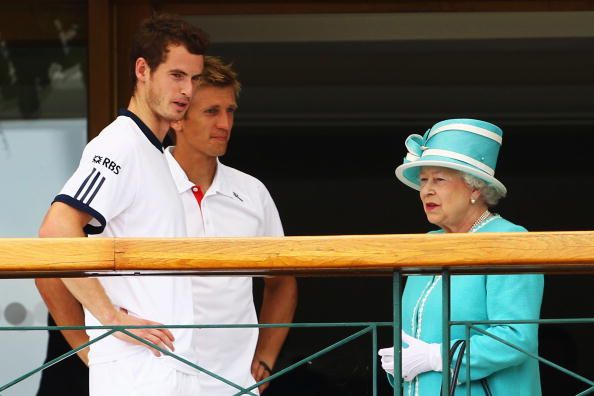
[135,57,150,83]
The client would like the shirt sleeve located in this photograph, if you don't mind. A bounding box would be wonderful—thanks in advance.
[53,134,135,235]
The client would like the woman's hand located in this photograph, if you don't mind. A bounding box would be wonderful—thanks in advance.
[378,331,442,382]
[378,346,395,375]
[400,332,442,381]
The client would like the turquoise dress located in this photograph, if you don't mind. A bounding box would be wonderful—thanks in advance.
[390,216,543,395]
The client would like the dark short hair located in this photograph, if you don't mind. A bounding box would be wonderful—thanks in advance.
[200,56,241,99]
[129,14,209,90]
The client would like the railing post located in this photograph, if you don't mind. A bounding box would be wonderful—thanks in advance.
[466,324,471,396]
[393,271,402,396]
[442,270,451,396]
[372,324,378,396]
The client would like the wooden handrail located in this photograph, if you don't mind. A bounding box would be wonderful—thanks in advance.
[1,231,594,277]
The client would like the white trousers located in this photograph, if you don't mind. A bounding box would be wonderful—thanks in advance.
[90,353,200,396]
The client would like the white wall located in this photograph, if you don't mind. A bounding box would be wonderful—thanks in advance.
[0,119,86,395]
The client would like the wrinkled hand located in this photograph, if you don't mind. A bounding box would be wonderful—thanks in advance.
[378,332,442,382]
[109,308,175,357]
[251,357,273,393]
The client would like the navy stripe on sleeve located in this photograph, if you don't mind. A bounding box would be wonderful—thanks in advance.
[80,170,101,203]
[74,168,97,199]
[53,194,107,235]
[86,176,106,205]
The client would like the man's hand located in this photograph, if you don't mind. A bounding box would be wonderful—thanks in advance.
[251,356,273,393]
[110,308,175,357]
[252,276,297,393]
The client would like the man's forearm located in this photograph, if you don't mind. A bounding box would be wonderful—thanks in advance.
[255,276,298,367]
[62,278,118,324]
[36,202,174,358]
[36,203,119,361]
[39,203,115,324]
[35,278,90,364]
[36,277,118,364]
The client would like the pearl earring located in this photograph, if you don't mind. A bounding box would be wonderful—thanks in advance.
[471,198,476,204]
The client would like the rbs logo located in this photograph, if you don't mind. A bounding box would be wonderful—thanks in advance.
[92,155,121,175]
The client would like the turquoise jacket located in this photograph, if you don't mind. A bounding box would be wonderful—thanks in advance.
[389,216,543,395]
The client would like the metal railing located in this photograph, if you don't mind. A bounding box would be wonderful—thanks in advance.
[0,322,390,395]
[1,231,594,395]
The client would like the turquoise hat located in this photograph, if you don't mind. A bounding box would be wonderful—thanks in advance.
[394,118,507,195]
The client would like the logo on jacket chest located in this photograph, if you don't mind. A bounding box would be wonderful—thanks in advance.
[92,155,121,175]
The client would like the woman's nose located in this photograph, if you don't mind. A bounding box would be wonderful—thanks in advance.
[420,183,434,196]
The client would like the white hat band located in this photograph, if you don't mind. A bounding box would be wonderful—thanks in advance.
[428,123,503,144]
[406,152,420,162]
[422,148,495,176]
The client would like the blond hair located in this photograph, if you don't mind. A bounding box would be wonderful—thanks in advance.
[200,56,241,98]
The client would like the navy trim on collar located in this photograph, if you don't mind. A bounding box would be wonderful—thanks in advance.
[118,108,163,153]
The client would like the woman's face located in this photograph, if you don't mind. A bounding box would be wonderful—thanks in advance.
[419,166,477,232]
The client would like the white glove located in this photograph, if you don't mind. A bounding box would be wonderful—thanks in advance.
[401,331,442,382]
[378,332,442,382]
[378,346,394,376]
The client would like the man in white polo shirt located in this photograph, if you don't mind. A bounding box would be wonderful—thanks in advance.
[36,15,208,396]
[166,56,298,395]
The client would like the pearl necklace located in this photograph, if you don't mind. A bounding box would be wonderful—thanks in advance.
[470,209,491,232]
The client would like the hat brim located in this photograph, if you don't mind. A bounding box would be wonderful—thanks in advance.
[395,160,507,195]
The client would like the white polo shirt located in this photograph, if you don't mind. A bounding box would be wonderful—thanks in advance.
[55,110,197,372]
[165,146,284,395]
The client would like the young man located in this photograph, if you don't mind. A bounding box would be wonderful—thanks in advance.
[166,56,298,394]
[35,15,208,396]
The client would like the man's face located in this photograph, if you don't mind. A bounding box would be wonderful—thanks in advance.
[145,44,204,122]
[176,85,237,158]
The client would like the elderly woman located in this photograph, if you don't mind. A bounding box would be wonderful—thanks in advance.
[379,119,543,395]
